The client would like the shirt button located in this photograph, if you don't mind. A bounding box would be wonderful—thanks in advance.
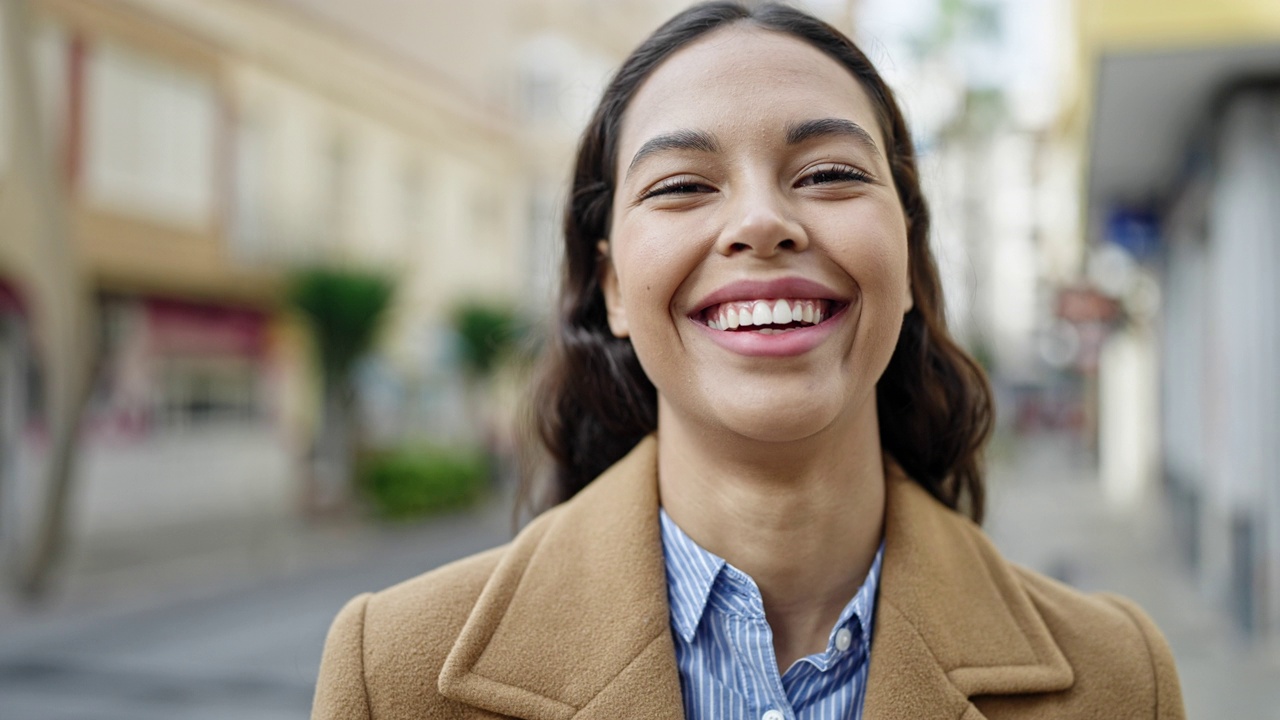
[836,627,853,652]
[762,711,785,720]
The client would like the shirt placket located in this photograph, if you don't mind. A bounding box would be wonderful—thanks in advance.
[719,576,796,720]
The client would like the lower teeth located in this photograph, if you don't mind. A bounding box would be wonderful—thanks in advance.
[710,321,821,333]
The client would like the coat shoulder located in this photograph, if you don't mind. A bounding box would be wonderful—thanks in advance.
[1017,566,1183,711]
[312,544,514,720]
[365,543,510,654]
[976,553,1186,719]
[312,501,572,720]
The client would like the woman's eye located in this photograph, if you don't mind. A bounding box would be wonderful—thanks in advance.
[799,165,872,187]
[641,179,711,200]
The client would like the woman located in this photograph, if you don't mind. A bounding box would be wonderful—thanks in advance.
[313,3,1185,719]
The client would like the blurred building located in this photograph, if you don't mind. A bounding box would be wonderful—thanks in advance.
[853,0,1082,433]
[0,0,686,563]
[1072,0,1280,639]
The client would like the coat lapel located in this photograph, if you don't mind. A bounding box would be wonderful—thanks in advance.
[440,439,1075,719]
[863,464,1074,719]
[438,436,684,720]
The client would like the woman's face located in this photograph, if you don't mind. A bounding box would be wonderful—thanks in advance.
[601,26,912,444]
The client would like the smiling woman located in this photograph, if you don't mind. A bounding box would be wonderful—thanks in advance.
[312,4,1186,719]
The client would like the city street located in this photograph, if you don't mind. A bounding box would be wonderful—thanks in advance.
[1,434,1276,718]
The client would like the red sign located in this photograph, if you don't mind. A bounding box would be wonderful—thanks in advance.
[1056,286,1120,324]
[146,297,267,357]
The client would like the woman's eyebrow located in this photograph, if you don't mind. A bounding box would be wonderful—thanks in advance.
[625,129,720,178]
[786,117,881,157]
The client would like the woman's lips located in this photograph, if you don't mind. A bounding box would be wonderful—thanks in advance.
[687,277,851,357]
[691,301,850,357]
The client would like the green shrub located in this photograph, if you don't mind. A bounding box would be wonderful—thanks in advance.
[359,446,488,519]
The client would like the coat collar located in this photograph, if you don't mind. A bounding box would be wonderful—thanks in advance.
[438,436,684,719]
[438,437,1073,719]
[862,462,1073,718]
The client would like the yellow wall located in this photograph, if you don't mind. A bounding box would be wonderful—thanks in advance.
[25,0,532,323]
[1059,0,1280,253]
[1078,0,1280,51]
[74,207,279,305]
[1070,0,1280,127]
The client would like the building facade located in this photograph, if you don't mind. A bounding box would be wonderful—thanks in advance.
[1073,0,1280,639]
[0,0,688,561]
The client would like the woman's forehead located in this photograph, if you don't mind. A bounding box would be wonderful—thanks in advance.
[616,26,886,161]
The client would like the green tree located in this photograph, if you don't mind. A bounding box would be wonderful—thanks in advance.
[448,300,526,466]
[289,267,394,512]
[450,301,525,379]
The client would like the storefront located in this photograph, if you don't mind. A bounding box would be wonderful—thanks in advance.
[96,294,276,438]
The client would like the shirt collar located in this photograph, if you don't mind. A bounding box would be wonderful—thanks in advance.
[818,541,883,668]
[659,508,724,642]
[659,507,885,654]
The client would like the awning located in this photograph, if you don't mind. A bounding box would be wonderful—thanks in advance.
[1088,42,1280,224]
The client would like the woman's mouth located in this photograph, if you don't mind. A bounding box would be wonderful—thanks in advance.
[699,298,845,334]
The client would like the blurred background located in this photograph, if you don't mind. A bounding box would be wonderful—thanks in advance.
[0,0,1277,717]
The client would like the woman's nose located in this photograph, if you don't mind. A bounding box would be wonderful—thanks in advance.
[714,185,810,257]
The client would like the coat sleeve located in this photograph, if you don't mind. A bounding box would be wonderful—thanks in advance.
[312,593,375,720]
[1101,594,1186,720]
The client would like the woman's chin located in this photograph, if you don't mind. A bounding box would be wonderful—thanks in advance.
[655,377,876,446]
[708,402,842,445]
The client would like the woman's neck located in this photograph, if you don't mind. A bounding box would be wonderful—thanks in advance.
[655,399,885,672]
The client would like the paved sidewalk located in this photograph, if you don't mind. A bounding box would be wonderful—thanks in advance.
[0,484,518,720]
[1,474,516,627]
[984,432,1280,720]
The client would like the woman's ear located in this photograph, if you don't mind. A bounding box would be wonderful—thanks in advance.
[597,240,630,338]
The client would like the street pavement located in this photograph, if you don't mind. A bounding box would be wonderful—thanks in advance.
[0,485,517,720]
[984,432,1280,720]
[1,434,1276,718]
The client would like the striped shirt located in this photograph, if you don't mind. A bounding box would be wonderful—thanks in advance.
[659,509,883,720]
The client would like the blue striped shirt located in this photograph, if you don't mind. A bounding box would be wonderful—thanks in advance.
[659,509,883,720]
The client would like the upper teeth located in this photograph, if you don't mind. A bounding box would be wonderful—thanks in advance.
[705,299,829,331]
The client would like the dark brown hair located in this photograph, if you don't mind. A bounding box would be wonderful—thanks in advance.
[524,1,993,522]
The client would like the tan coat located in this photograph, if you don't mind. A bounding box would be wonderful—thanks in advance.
[313,437,1185,719]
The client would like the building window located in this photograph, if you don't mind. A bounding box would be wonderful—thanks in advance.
[402,162,429,248]
[231,113,268,260]
[321,133,349,252]
[83,40,217,228]
[156,356,259,426]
